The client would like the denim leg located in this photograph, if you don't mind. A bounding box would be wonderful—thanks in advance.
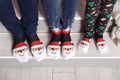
[17,0,39,36]
[61,0,79,29]
[41,0,60,29]
[0,0,23,36]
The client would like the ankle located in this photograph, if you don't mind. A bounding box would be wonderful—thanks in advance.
[96,38,105,43]
[51,29,61,35]
[61,29,70,34]
[61,29,73,45]
[49,29,61,45]
[13,34,26,49]
[26,33,43,46]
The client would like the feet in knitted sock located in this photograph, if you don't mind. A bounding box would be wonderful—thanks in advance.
[13,34,29,62]
[78,37,91,53]
[96,38,109,54]
[47,29,61,59]
[26,34,46,61]
[61,28,75,59]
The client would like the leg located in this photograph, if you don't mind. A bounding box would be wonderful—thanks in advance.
[95,0,117,39]
[0,0,23,36]
[95,0,117,53]
[41,0,60,59]
[79,0,100,53]
[0,0,29,62]
[61,0,79,59]
[84,0,100,39]
[17,0,46,61]
[41,0,60,29]
[17,0,39,36]
[61,0,79,29]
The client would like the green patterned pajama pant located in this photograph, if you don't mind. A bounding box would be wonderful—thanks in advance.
[84,0,117,39]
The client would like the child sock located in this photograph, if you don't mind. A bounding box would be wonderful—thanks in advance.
[47,29,61,59]
[26,33,46,61]
[13,34,29,62]
[78,37,91,53]
[96,38,109,54]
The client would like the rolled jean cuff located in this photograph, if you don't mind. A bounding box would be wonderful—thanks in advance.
[60,20,72,29]
[48,22,60,29]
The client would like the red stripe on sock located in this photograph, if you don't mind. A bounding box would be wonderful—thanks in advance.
[31,40,43,46]
[62,30,70,34]
[97,38,105,42]
[51,30,61,35]
[14,42,26,48]
[82,38,90,42]
[62,41,73,46]
[49,41,60,45]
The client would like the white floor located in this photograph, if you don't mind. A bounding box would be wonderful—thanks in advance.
[0,67,120,80]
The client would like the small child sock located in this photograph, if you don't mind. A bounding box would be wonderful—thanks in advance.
[26,33,46,61]
[78,37,91,53]
[47,29,61,59]
[61,28,75,59]
[96,38,109,54]
[13,34,29,62]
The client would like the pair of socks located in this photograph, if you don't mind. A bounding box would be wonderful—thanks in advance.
[79,36,109,54]
[13,33,46,62]
[47,28,75,59]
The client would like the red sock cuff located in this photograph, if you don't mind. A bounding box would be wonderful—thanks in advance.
[51,29,61,35]
[82,38,91,42]
[14,42,26,48]
[49,41,60,45]
[61,30,70,34]
[31,40,43,46]
[97,38,105,42]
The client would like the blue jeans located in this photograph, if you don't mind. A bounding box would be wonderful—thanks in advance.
[41,0,79,29]
[0,0,38,36]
